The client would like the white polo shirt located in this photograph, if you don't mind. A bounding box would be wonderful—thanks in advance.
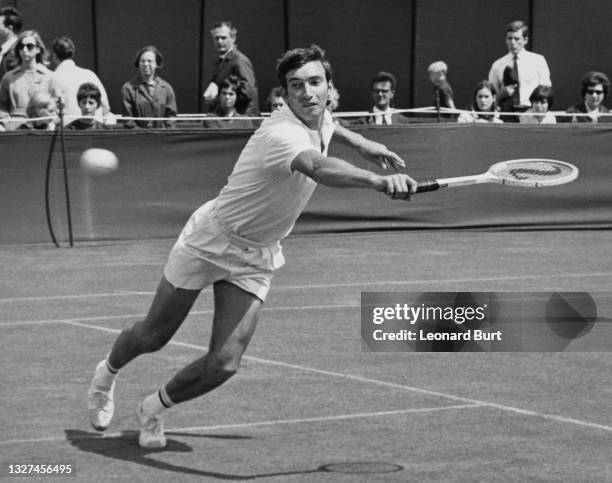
[214,104,336,244]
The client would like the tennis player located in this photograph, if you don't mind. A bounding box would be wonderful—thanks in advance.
[87,44,417,448]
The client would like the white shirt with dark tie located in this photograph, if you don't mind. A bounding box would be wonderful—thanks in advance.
[372,106,393,125]
[488,49,551,107]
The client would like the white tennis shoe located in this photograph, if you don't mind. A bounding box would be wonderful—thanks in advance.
[136,402,167,448]
[87,376,116,431]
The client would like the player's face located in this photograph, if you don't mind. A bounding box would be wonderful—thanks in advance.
[584,83,605,110]
[283,61,330,129]
[475,88,494,111]
[372,81,394,110]
[211,26,235,55]
[138,51,157,78]
[505,30,527,55]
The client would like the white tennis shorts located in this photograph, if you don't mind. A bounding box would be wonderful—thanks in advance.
[163,200,285,301]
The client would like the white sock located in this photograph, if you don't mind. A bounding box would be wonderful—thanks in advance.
[93,358,117,390]
[142,389,172,417]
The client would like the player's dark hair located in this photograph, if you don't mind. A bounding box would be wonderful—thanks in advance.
[580,71,610,98]
[371,71,397,91]
[0,7,23,33]
[529,85,554,108]
[77,82,101,107]
[133,45,163,69]
[52,36,75,61]
[276,44,333,89]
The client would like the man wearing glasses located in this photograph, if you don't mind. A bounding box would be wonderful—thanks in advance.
[488,20,551,121]
[361,71,409,125]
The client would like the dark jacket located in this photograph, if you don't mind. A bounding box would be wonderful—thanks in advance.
[121,75,177,128]
[210,48,259,116]
[561,102,611,123]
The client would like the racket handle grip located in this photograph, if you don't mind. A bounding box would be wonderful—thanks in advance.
[415,180,440,193]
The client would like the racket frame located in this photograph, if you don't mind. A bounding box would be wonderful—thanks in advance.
[418,158,579,192]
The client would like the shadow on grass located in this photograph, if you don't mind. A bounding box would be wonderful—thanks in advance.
[65,429,403,480]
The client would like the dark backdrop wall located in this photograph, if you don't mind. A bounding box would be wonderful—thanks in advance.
[1,0,610,113]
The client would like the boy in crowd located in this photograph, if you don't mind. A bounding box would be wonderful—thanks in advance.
[67,83,105,130]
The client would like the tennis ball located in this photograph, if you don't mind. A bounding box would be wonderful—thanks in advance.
[545,292,596,339]
[79,148,119,174]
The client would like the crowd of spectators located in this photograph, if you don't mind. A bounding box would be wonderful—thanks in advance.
[0,8,609,131]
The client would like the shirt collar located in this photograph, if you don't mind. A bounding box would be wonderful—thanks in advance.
[372,105,392,114]
[219,47,235,61]
[54,59,75,71]
[510,49,527,60]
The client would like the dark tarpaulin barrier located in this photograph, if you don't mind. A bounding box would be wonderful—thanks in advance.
[0,124,610,245]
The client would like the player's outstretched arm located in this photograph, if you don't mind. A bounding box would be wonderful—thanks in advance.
[332,124,406,171]
[291,149,416,200]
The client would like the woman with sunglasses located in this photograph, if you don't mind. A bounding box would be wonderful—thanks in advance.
[0,30,60,129]
[564,71,611,123]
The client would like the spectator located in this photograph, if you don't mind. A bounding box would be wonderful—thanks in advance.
[326,85,351,127]
[327,85,340,113]
[202,75,255,129]
[203,21,259,116]
[457,80,503,124]
[50,36,111,123]
[121,45,177,129]
[0,30,60,130]
[17,91,58,130]
[66,82,105,130]
[0,6,22,79]
[488,20,551,122]
[265,86,285,112]
[428,61,455,110]
[520,85,556,124]
[359,71,409,125]
[563,71,611,123]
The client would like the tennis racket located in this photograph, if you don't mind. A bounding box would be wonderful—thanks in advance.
[415,158,579,193]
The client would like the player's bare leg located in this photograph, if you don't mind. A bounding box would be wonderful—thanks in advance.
[137,280,262,448]
[87,276,200,431]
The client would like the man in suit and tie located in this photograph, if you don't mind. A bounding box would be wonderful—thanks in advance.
[359,71,409,126]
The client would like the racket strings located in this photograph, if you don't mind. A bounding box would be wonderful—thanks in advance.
[491,160,576,183]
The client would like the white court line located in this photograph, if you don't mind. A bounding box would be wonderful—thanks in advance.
[276,272,612,291]
[0,304,356,327]
[1,404,481,446]
[1,271,611,303]
[56,319,612,434]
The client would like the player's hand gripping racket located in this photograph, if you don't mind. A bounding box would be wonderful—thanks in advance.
[415,158,579,193]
